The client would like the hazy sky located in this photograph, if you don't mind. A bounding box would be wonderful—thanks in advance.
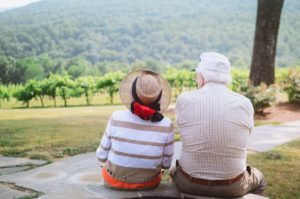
[0,0,40,10]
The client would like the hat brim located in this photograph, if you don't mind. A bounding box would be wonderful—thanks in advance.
[119,70,172,113]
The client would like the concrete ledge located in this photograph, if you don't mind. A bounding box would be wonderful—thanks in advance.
[87,183,269,199]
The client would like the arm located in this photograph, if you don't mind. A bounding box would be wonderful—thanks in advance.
[96,116,113,163]
[161,124,174,169]
[249,103,255,134]
[245,99,255,134]
[175,94,185,127]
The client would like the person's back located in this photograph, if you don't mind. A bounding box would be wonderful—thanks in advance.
[96,70,174,190]
[171,52,266,198]
[176,83,253,180]
[97,109,173,186]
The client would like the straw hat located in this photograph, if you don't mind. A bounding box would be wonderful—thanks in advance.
[119,70,171,112]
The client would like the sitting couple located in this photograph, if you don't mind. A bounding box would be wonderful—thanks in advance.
[96,52,266,197]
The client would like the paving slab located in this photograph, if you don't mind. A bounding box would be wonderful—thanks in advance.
[0,153,102,198]
[0,184,30,199]
[0,166,32,175]
[248,121,300,152]
[0,156,47,168]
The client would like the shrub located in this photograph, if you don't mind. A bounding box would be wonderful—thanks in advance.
[241,84,276,114]
[230,68,249,92]
[282,68,300,103]
[230,70,276,113]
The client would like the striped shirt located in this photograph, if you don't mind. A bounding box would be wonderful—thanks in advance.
[96,110,174,183]
[176,82,254,180]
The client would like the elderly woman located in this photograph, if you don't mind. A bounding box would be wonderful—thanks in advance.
[96,70,174,190]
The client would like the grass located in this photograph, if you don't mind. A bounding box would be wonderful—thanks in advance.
[0,104,179,160]
[255,120,281,126]
[247,139,300,199]
[0,93,123,109]
[0,103,286,160]
[0,105,121,160]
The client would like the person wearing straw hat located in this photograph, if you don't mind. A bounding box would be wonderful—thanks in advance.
[170,52,266,197]
[96,70,174,190]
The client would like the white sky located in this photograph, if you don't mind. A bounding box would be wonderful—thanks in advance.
[0,0,40,10]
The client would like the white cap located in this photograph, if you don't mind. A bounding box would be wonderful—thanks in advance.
[195,52,232,85]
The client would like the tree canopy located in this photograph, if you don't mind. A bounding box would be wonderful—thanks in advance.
[0,0,299,69]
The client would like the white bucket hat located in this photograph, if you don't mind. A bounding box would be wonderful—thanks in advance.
[195,52,232,85]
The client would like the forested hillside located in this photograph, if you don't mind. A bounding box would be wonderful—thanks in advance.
[0,0,299,70]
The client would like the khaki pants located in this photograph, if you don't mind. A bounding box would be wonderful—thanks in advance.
[170,165,266,198]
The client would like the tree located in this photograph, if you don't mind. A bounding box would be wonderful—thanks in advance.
[250,0,284,86]
[25,79,48,107]
[24,58,45,81]
[13,85,35,108]
[37,80,49,107]
[164,68,196,98]
[14,58,45,83]
[37,54,54,77]
[0,84,10,108]
[97,72,124,104]
[76,76,96,106]
[0,56,16,84]
[66,58,89,78]
[44,74,65,107]
[57,75,74,107]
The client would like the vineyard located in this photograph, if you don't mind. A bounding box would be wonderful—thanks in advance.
[0,68,299,112]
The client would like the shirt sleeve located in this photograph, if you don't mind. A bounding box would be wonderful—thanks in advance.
[248,101,255,134]
[96,116,113,162]
[175,94,185,126]
[161,124,174,169]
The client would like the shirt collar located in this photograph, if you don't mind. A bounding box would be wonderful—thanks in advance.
[200,82,228,91]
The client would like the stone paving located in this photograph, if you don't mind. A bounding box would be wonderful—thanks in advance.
[0,156,47,176]
[248,120,300,152]
[0,120,299,198]
[0,153,101,198]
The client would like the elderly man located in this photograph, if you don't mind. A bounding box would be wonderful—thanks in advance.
[171,52,266,197]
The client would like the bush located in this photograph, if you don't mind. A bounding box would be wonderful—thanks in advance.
[230,70,276,113]
[230,68,249,92]
[282,68,300,103]
[242,84,276,114]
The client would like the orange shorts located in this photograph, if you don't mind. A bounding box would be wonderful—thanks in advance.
[102,168,161,190]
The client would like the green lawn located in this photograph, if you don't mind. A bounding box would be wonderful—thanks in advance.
[0,106,122,161]
[0,105,178,161]
[247,139,300,199]
[1,106,299,198]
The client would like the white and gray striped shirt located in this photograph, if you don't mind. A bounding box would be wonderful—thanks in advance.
[96,110,174,182]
